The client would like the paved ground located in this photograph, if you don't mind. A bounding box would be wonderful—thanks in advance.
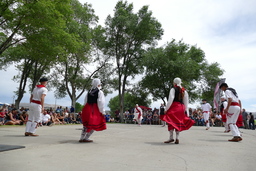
[0,124,255,171]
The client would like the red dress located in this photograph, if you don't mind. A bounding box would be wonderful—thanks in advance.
[163,101,195,131]
[81,89,106,133]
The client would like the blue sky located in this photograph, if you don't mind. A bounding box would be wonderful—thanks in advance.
[1,0,256,112]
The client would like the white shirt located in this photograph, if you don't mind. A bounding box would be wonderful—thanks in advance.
[84,90,105,114]
[201,103,212,112]
[134,107,143,115]
[42,114,51,122]
[165,87,189,116]
[32,86,48,101]
[225,89,239,103]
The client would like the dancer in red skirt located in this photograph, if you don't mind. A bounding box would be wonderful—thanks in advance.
[163,78,195,144]
[79,78,106,143]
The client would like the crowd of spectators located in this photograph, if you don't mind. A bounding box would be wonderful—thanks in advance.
[110,107,162,125]
[0,104,82,126]
[1,103,255,130]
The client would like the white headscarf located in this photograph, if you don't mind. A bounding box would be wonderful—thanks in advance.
[91,78,101,89]
[173,77,182,87]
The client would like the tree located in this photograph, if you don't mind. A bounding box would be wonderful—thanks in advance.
[75,102,83,113]
[140,39,224,105]
[199,62,224,104]
[0,0,75,55]
[0,0,79,108]
[108,91,151,116]
[104,0,163,122]
[51,0,113,107]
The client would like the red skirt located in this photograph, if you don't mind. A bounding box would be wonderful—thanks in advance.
[81,103,107,132]
[236,114,243,128]
[163,102,195,132]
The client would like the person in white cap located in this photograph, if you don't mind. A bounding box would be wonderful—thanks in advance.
[201,99,212,130]
[163,77,195,144]
[79,78,106,143]
[133,104,143,126]
[219,83,242,142]
[25,77,48,136]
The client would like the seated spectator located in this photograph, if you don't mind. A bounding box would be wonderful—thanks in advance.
[109,116,115,123]
[55,106,61,114]
[42,111,52,126]
[57,113,65,124]
[70,113,77,124]
[215,113,222,126]
[152,112,159,125]
[4,108,21,125]
[105,113,110,122]
[65,113,72,124]
[0,108,5,125]
[51,113,62,125]
[62,109,69,124]
[19,111,28,125]
[18,106,25,114]
[146,111,152,125]
[76,112,82,124]
[210,112,216,126]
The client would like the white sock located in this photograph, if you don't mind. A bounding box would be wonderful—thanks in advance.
[25,121,32,132]
[176,131,180,139]
[169,130,174,140]
[29,122,38,134]
[80,127,87,140]
[85,130,94,140]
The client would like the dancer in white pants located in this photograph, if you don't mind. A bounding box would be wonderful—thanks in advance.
[133,104,143,126]
[25,77,48,136]
[201,99,212,130]
[220,83,242,142]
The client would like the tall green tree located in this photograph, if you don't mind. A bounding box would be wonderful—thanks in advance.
[0,0,79,108]
[140,39,224,105]
[108,91,151,116]
[104,0,163,122]
[51,0,113,107]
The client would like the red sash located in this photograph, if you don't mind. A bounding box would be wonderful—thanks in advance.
[36,85,45,88]
[230,102,240,106]
[31,100,41,105]
[136,107,142,120]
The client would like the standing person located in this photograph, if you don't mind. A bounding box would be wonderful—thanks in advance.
[220,96,229,132]
[79,78,106,143]
[163,78,195,144]
[133,104,143,126]
[219,83,242,142]
[201,99,212,130]
[248,113,255,130]
[242,109,249,129]
[25,77,48,136]
[159,103,166,127]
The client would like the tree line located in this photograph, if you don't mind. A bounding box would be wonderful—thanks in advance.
[0,0,223,121]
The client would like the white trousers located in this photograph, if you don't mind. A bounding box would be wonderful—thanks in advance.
[25,103,41,133]
[226,105,241,137]
[133,113,142,124]
[203,112,210,127]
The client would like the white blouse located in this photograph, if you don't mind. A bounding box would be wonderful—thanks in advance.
[84,90,105,115]
[165,88,189,116]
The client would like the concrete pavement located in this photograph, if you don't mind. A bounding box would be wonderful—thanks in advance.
[0,124,255,171]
